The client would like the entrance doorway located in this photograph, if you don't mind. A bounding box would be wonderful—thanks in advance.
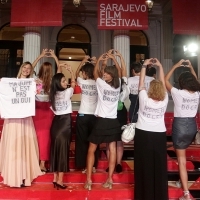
[0,23,24,78]
[130,30,149,76]
[56,24,91,102]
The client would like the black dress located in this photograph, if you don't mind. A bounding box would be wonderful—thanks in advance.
[50,114,71,172]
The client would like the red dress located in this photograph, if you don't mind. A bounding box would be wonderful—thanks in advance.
[32,83,54,161]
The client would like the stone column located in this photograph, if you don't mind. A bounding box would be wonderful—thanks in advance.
[23,27,41,73]
[113,30,130,77]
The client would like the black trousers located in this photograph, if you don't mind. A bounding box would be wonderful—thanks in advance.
[129,94,139,122]
[134,128,168,200]
[75,114,99,168]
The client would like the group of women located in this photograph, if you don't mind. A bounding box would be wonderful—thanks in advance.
[0,48,199,200]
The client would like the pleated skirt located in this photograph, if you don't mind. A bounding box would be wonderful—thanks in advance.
[0,117,43,187]
[50,114,71,172]
[88,117,121,144]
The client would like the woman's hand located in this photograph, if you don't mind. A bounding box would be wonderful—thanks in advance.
[41,48,49,57]
[49,49,56,58]
[143,58,153,66]
[83,55,90,62]
[91,56,97,64]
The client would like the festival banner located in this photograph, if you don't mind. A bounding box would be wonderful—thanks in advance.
[0,78,36,118]
[172,0,200,35]
[11,0,62,27]
[98,0,148,30]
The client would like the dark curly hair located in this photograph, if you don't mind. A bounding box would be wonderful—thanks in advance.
[81,63,94,79]
[178,71,200,92]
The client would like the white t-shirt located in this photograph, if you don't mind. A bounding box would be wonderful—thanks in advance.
[119,77,130,102]
[50,88,74,115]
[35,79,49,102]
[0,78,36,118]
[95,78,120,119]
[171,87,199,117]
[77,77,98,114]
[136,90,168,132]
[128,75,154,94]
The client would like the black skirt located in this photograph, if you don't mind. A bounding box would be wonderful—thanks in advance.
[134,128,168,200]
[172,117,197,149]
[75,114,99,168]
[50,114,72,172]
[88,117,121,144]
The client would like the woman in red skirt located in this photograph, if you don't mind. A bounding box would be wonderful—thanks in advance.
[32,48,60,172]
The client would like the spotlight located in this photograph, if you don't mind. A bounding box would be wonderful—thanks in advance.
[183,43,198,57]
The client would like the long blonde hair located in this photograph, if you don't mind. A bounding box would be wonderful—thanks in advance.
[148,80,165,101]
[17,61,33,78]
[37,62,53,94]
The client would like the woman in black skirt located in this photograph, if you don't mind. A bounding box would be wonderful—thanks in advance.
[84,52,122,190]
[165,59,200,200]
[105,50,129,173]
[49,63,75,190]
[75,56,99,173]
[134,58,169,200]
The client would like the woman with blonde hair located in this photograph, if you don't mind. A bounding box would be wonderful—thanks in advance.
[134,58,169,200]
[0,61,43,187]
[165,59,200,200]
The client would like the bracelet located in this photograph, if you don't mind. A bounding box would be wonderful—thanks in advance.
[142,65,147,68]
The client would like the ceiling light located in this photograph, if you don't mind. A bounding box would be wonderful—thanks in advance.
[145,0,154,12]
[73,0,81,7]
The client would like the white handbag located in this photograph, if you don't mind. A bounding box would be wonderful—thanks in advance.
[121,94,138,143]
[194,130,200,144]
[121,123,136,143]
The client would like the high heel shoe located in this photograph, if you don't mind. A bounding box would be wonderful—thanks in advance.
[102,180,113,189]
[84,181,92,191]
[179,191,192,200]
[52,182,56,188]
[56,183,67,190]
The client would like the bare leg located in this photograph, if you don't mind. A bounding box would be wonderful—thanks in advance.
[116,141,123,165]
[53,172,58,182]
[176,149,191,199]
[57,172,64,185]
[106,143,110,160]
[40,160,46,171]
[86,142,97,183]
[107,141,116,182]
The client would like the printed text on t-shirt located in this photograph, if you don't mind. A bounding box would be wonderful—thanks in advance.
[9,81,32,104]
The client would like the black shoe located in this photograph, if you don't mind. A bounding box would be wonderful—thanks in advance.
[20,183,26,187]
[106,167,109,172]
[56,183,67,190]
[116,164,122,173]
[53,182,56,188]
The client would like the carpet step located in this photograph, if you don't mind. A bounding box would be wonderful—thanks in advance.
[0,182,193,200]
[34,171,134,184]
[68,158,195,171]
